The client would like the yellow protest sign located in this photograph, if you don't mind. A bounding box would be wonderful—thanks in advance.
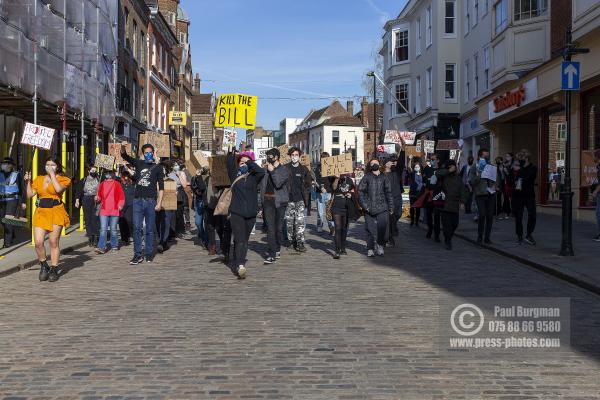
[214,93,258,129]
[169,111,187,126]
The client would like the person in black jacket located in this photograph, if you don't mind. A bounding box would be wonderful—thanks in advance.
[384,158,404,244]
[226,150,265,279]
[191,167,208,248]
[330,175,359,259]
[260,148,290,264]
[512,149,538,245]
[284,147,312,252]
[435,160,465,250]
[118,170,135,246]
[359,159,394,257]
[74,163,100,247]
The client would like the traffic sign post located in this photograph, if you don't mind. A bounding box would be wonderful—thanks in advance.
[559,30,589,257]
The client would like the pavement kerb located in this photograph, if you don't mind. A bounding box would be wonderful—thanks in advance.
[0,239,89,279]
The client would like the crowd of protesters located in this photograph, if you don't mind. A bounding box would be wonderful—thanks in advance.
[2,141,600,283]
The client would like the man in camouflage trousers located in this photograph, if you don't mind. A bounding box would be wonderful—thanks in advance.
[285,147,312,252]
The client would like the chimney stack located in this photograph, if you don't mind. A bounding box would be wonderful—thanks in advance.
[193,73,201,94]
[361,96,369,127]
[346,100,354,116]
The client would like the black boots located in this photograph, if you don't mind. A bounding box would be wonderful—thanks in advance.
[48,267,59,282]
[39,260,50,281]
[88,235,98,247]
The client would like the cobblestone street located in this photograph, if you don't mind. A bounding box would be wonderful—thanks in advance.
[1,219,600,399]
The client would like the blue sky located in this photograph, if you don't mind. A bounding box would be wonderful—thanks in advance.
[182,0,406,133]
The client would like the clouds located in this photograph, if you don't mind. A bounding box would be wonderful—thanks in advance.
[363,0,391,24]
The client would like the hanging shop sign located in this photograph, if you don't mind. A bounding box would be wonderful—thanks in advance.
[169,111,187,126]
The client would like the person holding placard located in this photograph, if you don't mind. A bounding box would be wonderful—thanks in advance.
[25,158,72,282]
[359,159,394,257]
[469,148,495,245]
[0,157,26,249]
[314,152,335,235]
[74,164,100,247]
[284,147,312,252]
[120,143,164,264]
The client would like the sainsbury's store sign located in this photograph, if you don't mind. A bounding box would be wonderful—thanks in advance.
[488,78,538,120]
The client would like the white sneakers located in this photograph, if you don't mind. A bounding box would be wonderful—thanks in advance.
[375,244,385,256]
[237,265,247,279]
[367,249,375,257]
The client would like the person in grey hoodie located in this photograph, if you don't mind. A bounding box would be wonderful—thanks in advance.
[261,148,290,264]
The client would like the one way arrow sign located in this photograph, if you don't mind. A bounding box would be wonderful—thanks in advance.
[562,61,580,91]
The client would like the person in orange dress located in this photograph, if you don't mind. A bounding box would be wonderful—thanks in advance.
[25,157,72,282]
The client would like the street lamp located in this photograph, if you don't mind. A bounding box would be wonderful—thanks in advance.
[367,71,377,158]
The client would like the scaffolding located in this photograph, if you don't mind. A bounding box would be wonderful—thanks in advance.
[0,0,118,129]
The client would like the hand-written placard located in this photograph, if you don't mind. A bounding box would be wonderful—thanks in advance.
[278,145,290,164]
[321,153,353,177]
[581,150,599,187]
[109,143,131,165]
[424,140,435,154]
[400,131,416,145]
[378,144,396,155]
[138,132,170,160]
[21,122,55,150]
[437,139,461,150]
[384,130,403,144]
[416,140,423,153]
[209,155,231,187]
[95,153,116,170]
[214,93,258,130]
[404,146,423,158]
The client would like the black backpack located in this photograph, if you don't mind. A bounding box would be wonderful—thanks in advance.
[191,175,206,197]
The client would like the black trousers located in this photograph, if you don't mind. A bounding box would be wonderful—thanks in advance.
[333,212,349,252]
[475,194,494,241]
[365,211,388,249]
[464,186,473,213]
[263,200,286,257]
[82,195,99,237]
[230,213,255,266]
[441,210,459,244]
[0,200,18,245]
[206,207,231,256]
[513,194,536,238]
[119,204,133,243]
[426,204,442,239]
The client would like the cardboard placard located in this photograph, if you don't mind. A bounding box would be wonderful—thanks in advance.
[437,139,461,150]
[400,131,417,145]
[404,146,423,158]
[21,122,55,150]
[209,155,231,187]
[581,150,599,187]
[94,153,116,170]
[424,140,435,154]
[162,180,178,210]
[109,143,131,165]
[138,131,171,160]
[214,93,258,130]
[384,130,403,144]
[321,153,353,177]
[278,145,290,164]
[188,150,210,176]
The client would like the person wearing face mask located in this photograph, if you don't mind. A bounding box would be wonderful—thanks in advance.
[75,163,101,247]
[155,160,179,253]
[94,170,125,254]
[226,150,265,279]
[469,148,495,245]
[501,153,516,219]
[120,142,164,264]
[170,160,189,239]
[118,170,135,246]
[0,157,26,249]
[359,159,394,257]
[330,174,360,259]
[314,152,335,235]
[260,148,290,264]
[460,156,475,214]
[512,149,538,245]
[408,159,424,227]
[284,147,312,253]
[384,159,403,243]
[25,158,71,282]
[434,160,466,250]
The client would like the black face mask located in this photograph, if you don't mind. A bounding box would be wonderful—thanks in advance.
[519,160,526,167]
[90,172,98,178]
[371,164,380,172]
[267,158,276,164]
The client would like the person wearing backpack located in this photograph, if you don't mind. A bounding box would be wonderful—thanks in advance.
[224,150,265,279]
[435,160,464,250]
[191,167,209,248]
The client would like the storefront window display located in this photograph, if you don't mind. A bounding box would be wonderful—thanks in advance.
[546,107,566,203]
[581,90,600,207]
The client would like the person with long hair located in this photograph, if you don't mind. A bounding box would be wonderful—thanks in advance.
[95,170,125,254]
[226,150,265,279]
[25,157,72,282]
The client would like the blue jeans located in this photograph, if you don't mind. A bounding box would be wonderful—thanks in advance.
[133,198,157,258]
[316,192,333,229]
[98,215,119,250]
[194,197,207,246]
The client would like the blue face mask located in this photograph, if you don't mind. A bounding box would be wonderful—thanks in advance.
[239,164,249,175]
[144,152,154,164]
[478,158,487,171]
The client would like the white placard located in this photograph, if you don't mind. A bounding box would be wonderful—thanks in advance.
[377,144,396,155]
[400,131,417,145]
[21,122,55,150]
[424,140,435,154]
[482,164,497,182]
